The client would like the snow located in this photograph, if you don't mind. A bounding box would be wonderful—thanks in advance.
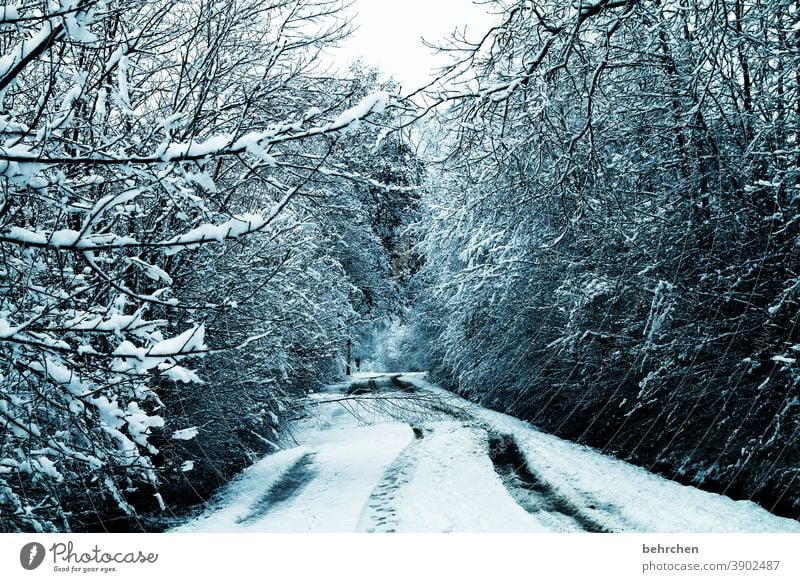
[111,326,206,380]
[161,214,267,255]
[128,257,173,284]
[161,135,232,161]
[114,53,134,115]
[330,91,391,131]
[49,230,81,247]
[0,20,59,83]
[154,492,166,511]
[230,132,278,165]
[126,325,204,360]
[304,106,322,119]
[93,396,124,430]
[0,225,140,249]
[61,0,99,44]
[177,418,415,532]
[126,402,165,449]
[159,364,202,384]
[0,6,20,23]
[185,172,219,193]
[175,447,309,531]
[29,358,88,396]
[66,309,164,337]
[87,189,141,224]
[0,317,18,338]
[1,226,46,245]
[173,373,800,533]
[158,112,185,132]
[89,395,163,461]
[172,427,199,441]
[405,374,800,533]
[0,144,46,189]
[33,456,62,481]
[374,422,546,532]
[58,73,86,116]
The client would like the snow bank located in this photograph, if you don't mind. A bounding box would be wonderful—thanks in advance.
[403,374,800,533]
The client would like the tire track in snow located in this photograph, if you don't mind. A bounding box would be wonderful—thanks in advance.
[393,375,623,531]
[236,453,316,524]
[347,379,377,395]
[487,433,613,532]
[389,375,416,393]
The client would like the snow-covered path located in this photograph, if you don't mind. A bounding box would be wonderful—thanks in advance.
[175,373,800,533]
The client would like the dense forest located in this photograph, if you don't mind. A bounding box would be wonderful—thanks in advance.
[1,0,798,532]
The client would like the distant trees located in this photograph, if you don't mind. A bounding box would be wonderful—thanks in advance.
[408,0,800,518]
[318,69,423,370]
[0,1,419,531]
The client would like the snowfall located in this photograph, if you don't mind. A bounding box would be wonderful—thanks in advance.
[175,373,800,533]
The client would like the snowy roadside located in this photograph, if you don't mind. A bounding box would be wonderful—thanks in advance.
[401,373,800,533]
[174,373,800,533]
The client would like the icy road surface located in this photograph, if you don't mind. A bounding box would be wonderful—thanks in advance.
[176,373,800,533]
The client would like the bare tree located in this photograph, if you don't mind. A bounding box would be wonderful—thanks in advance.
[0,0,416,531]
[406,0,800,519]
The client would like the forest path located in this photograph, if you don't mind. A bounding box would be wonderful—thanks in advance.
[175,374,800,533]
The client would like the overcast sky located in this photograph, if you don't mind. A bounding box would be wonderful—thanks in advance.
[327,0,494,92]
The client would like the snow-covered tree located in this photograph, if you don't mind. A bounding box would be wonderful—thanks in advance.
[408,0,800,518]
[0,0,411,531]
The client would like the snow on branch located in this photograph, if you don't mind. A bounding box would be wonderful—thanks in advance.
[0,92,398,167]
[111,325,207,381]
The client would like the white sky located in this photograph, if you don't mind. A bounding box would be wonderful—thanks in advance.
[327,0,494,93]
